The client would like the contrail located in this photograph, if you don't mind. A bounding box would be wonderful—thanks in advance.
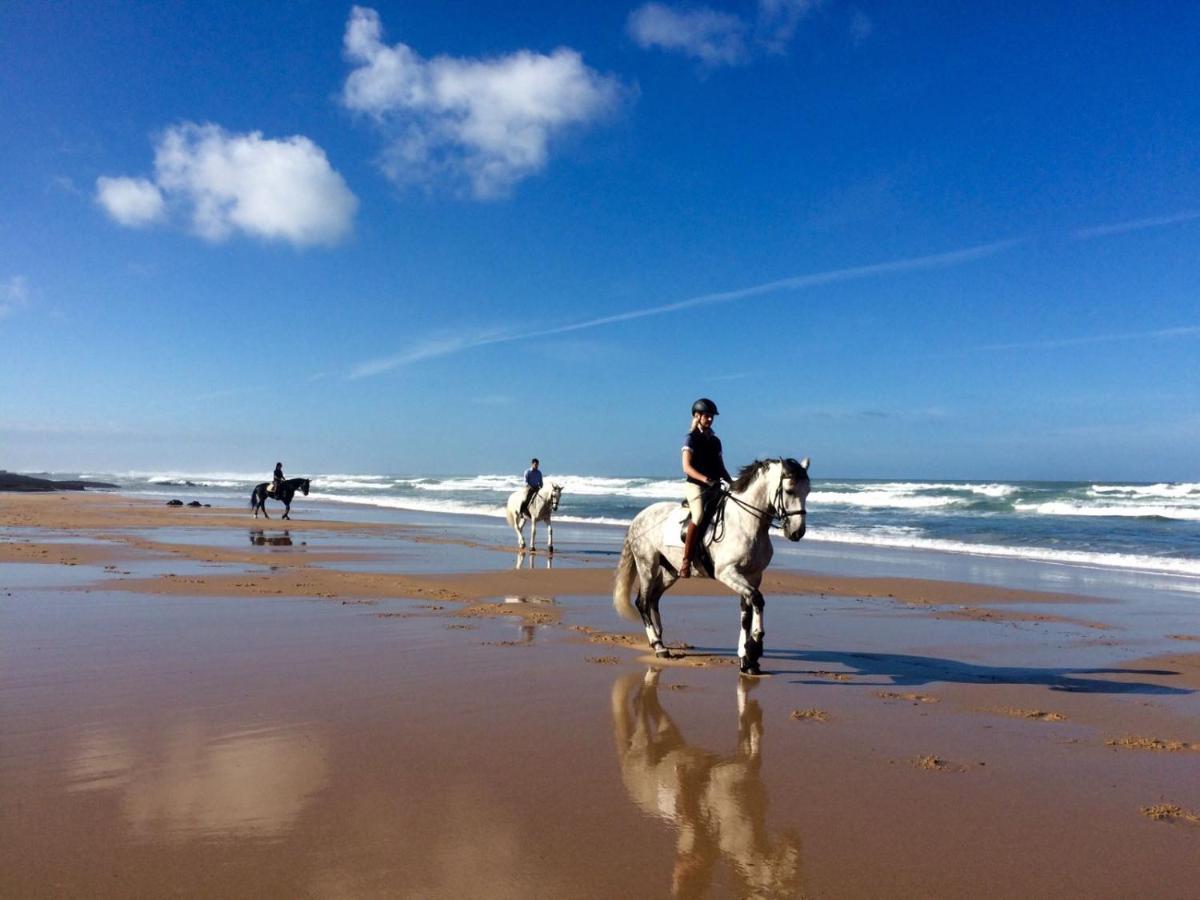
[348,237,1022,378]
[979,324,1200,352]
[1071,210,1200,240]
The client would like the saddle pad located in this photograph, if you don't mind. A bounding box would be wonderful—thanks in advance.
[661,509,689,548]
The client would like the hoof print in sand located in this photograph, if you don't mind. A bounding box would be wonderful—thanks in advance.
[1141,804,1200,826]
[1106,736,1197,752]
[876,691,939,704]
[790,708,829,722]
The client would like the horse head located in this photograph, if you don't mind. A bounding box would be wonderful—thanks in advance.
[300,479,310,496]
[775,457,810,541]
[549,483,562,512]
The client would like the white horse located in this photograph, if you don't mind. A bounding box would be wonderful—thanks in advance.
[504,483,563,552]
[613,458,810,675]
[611,668,802,897]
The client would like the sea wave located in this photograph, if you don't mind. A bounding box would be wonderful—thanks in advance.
[800,527,1200,577]
[1089,482,1200,500]
[809,489,967,510]
[1014,501,1200,521]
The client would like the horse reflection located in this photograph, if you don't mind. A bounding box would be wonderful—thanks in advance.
[249,530,293,547]
[503,594,556,643]
[611,669,802,899]
[513,550,554,570]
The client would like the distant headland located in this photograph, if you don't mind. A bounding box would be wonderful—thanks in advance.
[0,471,119,492]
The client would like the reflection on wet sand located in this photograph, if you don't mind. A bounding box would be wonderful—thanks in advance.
[504,594,557,642]
[249,529,295,546]
[611,670,802,899]
[67,722,328,840]
[513,550,553,570]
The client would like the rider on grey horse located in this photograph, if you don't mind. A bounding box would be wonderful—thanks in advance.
[681,399,733,577]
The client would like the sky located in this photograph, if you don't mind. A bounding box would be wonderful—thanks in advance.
[2,1,1198,481]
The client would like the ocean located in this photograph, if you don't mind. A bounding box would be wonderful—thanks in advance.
[71,469,1200,579]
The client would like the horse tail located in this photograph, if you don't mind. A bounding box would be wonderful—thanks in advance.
[613,529,640,622]
[249,486,258,509]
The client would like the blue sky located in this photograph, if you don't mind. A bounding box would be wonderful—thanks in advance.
[2,1,1197,481]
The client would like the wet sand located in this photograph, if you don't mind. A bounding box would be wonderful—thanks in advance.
[3,492,1199,898]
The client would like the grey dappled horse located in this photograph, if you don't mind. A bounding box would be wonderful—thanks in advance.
[250,477,310,520]
[611,669,802,897]
[613,458,810,674]
[505,483,563,552]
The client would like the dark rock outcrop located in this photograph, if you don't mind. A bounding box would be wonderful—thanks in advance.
[166,499,184,506]
[0,471,120,492]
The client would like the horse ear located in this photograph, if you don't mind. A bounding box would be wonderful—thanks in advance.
[800,457,810,472]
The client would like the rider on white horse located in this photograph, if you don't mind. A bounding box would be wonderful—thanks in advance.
[681,399,733,577]
[519,458,542,517]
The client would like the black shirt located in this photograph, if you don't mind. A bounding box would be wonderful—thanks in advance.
[682,430,723,486]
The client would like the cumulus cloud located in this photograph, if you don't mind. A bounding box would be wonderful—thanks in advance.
[341,6,624,198]
[95,176,166,227]
[1,276,30,318]
[95,123,357,246]
[627,0,817,65]
[627,4,747,65]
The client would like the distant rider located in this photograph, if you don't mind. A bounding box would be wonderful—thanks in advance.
[520,458,543,517]
[680,399,732,578]
[270,461,285,497]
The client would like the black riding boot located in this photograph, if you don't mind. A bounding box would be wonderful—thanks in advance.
[680,522,698,578]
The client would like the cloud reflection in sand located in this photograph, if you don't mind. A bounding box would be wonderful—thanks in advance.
[611,669,802,898]
[68,722,328,840]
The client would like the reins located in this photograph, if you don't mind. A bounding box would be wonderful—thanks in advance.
[710,475,805,545]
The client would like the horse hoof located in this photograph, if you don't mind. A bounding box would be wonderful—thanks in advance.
[739,658,761,675]
[655,647,672,659]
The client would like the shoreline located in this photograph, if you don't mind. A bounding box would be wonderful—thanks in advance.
[4,490,1200,897]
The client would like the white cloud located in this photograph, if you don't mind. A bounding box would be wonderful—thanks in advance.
[95,176,166,227]
[627,3,747,65]
[341,6,624,198]
[1,276,30,318]
[628,0,817,65]
[96,123,358,247]
[849,8,874,45]
[755,0,817,52]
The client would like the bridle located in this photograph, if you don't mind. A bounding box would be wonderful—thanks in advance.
[720,462,808,532]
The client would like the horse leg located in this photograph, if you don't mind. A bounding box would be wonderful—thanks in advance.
[529,517,538,552]
[718,569,766,674]
[546,519,554,554]
[260,493,270,520]
[636,569,672,658]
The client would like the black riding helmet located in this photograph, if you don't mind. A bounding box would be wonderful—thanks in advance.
[691,398,719,416]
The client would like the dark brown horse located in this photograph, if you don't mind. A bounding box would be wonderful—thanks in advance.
[250,477,310,520]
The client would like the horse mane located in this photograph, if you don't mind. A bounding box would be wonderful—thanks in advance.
[730,460,771,493]
[730,458,810,493]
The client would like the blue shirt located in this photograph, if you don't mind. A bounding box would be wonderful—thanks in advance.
[524,467,543,489]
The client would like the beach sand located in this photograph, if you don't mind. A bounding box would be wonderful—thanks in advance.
[3,492,1199,898]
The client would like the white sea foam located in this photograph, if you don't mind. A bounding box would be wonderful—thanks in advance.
[809,489,966,510]
[803,527,1200,577]
[1089,482,1200,499]
[312,479,393,491]
[307,491,506,519]
[1015,501,1200,521]
[864,481,1018,497]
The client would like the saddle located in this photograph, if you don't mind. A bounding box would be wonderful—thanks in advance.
[672,491,724,578]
